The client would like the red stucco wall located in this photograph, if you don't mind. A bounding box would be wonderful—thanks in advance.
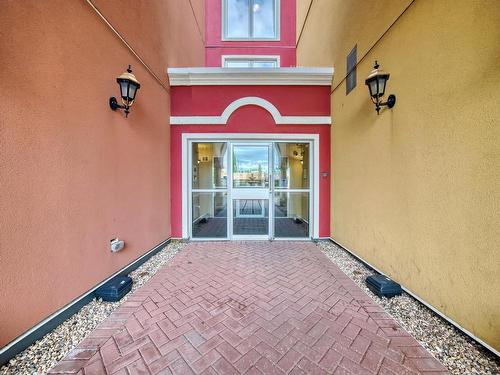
[170,85,331,238]
[0,0,203,347]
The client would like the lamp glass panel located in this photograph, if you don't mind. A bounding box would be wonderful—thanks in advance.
[119,81,129,99]
[369,79,378,98]
[128,84,137,100]
[377,76,387,97]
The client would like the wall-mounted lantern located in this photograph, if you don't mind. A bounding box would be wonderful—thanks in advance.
[365,61,396,115]
[109,65,141,118]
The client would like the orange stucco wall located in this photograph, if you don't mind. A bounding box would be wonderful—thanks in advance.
[0,0,204,347]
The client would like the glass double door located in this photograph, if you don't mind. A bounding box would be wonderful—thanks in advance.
[191,141,310,240]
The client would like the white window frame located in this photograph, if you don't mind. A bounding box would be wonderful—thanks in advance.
[182,133,320,240]
[222,55,281,68]
[222,0,280,41]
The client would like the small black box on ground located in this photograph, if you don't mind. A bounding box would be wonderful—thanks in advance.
[366,274,402,298]
[95,276,133,302]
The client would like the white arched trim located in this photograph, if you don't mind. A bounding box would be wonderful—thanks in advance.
[170,96,331,125]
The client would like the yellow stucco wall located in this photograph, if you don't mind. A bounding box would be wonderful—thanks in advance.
[297,0,500,351]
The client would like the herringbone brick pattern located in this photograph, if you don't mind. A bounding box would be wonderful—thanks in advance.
[49,241,448,374]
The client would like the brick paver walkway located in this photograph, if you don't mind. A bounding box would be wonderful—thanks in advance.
[50,242,448,374]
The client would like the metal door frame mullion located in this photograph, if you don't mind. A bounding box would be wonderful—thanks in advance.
[228,141,233,240]
[269,142,275,240]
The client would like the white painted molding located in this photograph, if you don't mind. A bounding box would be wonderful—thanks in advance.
[170,97,331,125]
[167,67,334,86]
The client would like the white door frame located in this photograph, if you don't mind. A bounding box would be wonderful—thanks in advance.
[182,133,320,239]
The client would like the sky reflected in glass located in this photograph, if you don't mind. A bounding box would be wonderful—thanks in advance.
[253,0,275,38]
[233,146,268,172]
[226,0,276,39]
[227,0,249,38]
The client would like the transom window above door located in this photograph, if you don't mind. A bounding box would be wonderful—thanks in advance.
[223,0,279,40]
[223,56,279,68]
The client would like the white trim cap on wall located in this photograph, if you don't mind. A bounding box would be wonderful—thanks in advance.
[167,67,334,86]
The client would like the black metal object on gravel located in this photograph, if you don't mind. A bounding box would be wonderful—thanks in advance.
[94,276,133,302]
[366,274,403,298]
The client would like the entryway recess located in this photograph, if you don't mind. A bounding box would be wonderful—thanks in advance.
[183,134,319,240]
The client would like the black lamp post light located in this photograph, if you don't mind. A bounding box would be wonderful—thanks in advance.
[365,61,396,115]
[109,65,141,118]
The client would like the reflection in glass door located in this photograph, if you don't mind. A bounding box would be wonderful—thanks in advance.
[191,142,228,239]
[272,143,310,238]
[231,144,270,238]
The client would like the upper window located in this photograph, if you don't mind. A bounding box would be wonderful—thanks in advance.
[223,0,279,40]
[223,55,279,68]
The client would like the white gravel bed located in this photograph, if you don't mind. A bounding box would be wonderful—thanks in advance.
[317,240,500,375]
[0,240,185,375]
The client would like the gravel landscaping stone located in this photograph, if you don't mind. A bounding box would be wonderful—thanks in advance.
[0,240,185,375]
[318,240,500,375]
